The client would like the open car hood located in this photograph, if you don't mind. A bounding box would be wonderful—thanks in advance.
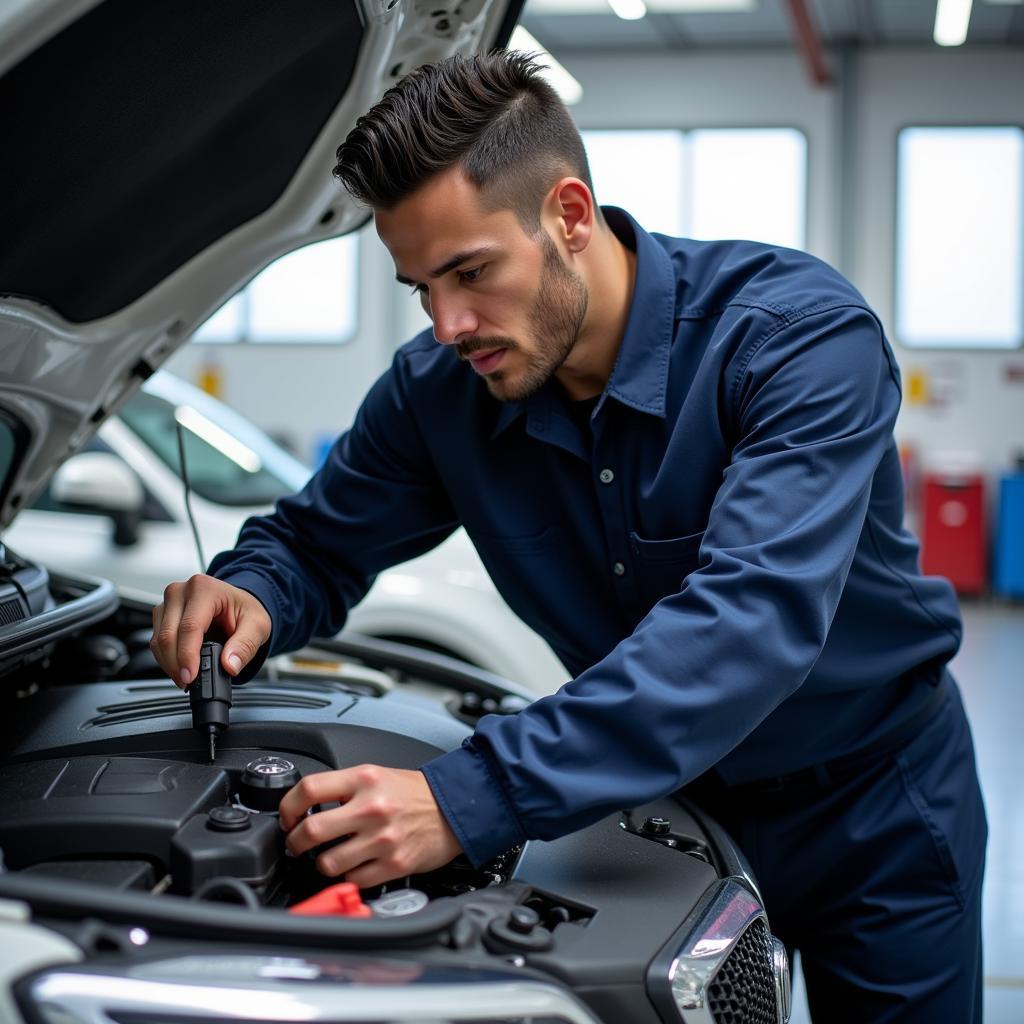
[0,0,522,529]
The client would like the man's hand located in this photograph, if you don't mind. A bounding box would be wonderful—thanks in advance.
[278,765,463,888]
[151,574,272,688]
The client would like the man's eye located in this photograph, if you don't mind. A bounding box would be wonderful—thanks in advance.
[408,283,426,296]
[459,266,485,284]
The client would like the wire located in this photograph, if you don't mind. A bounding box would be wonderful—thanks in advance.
[175,419,206,572]
[191,876,261,910]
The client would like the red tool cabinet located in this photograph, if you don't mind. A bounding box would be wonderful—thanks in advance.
[920,472,987,595]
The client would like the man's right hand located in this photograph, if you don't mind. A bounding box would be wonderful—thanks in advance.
[150,575,272,689]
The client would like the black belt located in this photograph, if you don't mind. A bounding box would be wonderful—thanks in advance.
[696,673,950,799]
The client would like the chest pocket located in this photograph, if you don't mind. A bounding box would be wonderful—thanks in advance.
[629,530,705,607]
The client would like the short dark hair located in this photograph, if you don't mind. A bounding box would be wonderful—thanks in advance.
[333,51,595,229]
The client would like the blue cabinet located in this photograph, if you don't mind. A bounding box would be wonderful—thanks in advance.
[994,473,1024,598]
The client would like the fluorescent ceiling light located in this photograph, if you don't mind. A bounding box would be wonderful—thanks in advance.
[608,0,647,17]
[934,0,973,45]
[525,0,753,11]
[509,27,583,105]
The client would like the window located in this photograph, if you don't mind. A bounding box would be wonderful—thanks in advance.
[583,127,807,249]
[195,235,359,344]
[582,131,688,237]
[118,391,301,508]
[896,126,1023,349]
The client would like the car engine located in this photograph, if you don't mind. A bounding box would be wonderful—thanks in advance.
[0,562,790,1024]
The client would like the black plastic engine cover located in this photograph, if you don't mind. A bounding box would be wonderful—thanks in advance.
[0,756,228,870]
[170,808,282,894]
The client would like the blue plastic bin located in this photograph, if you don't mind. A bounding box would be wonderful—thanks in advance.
[994,473,1024,598]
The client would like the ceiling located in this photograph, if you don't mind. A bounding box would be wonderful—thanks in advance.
[520,0,1024,54]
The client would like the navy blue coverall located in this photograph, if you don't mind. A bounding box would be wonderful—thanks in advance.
[211,208,987,1022]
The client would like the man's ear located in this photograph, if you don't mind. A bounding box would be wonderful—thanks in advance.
[545,177,595,255]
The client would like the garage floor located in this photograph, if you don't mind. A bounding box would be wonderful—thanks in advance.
[787,601,1024,1024]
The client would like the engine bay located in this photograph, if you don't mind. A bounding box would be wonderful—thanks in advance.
[0,737,526,913]
[0,565,772,1024]
[0,587,528,913]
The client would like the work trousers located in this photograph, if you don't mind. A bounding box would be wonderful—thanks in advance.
[688,679,987,1024]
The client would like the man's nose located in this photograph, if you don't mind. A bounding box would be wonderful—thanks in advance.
[430,296,478,347]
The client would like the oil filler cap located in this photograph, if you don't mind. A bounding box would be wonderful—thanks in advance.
[239,756,300,812]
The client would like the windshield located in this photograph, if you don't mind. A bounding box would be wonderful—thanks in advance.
[119,386,310,508]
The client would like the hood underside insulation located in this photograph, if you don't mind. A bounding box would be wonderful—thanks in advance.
[0,0,363,323]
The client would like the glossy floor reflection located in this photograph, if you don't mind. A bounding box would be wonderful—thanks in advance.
[787,601,1024,1024]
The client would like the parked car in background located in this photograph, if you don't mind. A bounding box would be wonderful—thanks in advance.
[6,370,568,695]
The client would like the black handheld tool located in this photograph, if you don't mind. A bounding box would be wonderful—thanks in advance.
[188,640,233,762]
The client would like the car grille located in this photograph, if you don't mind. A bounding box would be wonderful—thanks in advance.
[706,917,777,1024]
[0,597,25,626]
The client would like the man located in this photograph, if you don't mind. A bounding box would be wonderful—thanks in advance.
[151,52,986,1021]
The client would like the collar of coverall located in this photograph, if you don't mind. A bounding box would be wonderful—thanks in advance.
[489,206,676,441]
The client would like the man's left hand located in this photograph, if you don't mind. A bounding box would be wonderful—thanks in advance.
[278,765,462,888]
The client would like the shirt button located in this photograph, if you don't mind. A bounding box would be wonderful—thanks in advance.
[599,468,615,484]
[613,561,626,577]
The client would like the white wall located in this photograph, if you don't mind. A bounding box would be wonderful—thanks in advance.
[850,48,1024,477]
[169,45,1024,481]
[166,221,424,462]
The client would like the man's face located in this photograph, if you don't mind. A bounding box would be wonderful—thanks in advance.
[375,167,588,402]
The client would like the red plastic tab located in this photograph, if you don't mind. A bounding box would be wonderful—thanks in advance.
[288,881,373,917]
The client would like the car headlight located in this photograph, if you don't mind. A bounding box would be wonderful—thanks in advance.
[22,955,604,1024]
[646,878,791,1024]
[772,935,792,1024]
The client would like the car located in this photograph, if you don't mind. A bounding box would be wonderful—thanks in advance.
[5,369,569,695]
[0,1,791,1022]
[0,576,790,1024]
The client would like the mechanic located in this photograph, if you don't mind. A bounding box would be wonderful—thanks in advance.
[150,52,986,1022]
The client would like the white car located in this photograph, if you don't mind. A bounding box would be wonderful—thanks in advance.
[6,369,567,694]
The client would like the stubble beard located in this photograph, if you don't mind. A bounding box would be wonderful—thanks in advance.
[459,234,589,403]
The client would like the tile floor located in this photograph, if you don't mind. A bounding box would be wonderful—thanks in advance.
[787,601,1024,1023]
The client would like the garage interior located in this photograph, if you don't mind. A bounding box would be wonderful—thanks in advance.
[11,0,1020,1020]
[166,4,1024,1021]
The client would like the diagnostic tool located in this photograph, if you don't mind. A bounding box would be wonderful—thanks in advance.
[188,640,233,762]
